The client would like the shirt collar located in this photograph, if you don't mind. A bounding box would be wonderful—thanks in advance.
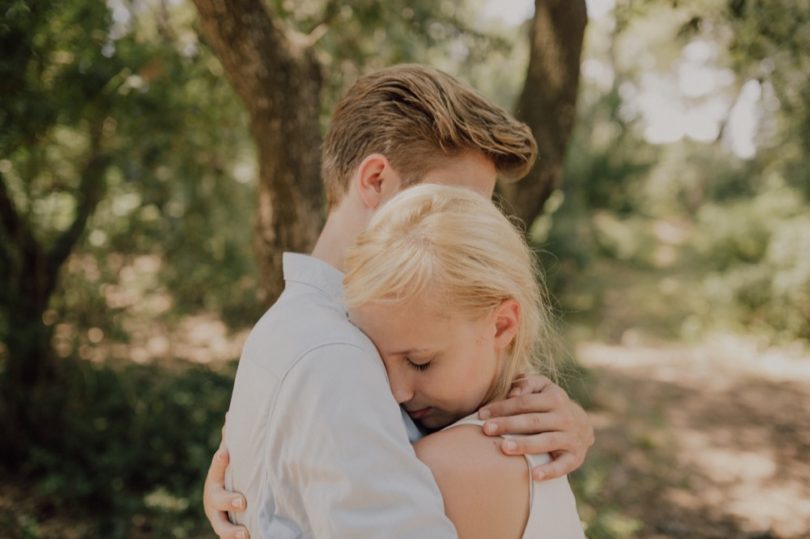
[282,252,345,306]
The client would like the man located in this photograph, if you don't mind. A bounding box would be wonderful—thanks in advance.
[205,64,594,538]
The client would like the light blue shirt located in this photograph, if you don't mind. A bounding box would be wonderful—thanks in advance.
[224,253,456,538]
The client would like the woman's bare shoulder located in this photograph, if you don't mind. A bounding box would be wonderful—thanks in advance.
[414,424,529,539]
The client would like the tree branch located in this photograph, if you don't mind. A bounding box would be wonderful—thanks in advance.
[46,118,108,282]
[299,0,341,47]
[0,171,25,245]
[192,0,299,119]
[0,169,44,265]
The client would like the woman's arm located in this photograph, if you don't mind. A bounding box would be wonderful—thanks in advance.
[414,425,530,539]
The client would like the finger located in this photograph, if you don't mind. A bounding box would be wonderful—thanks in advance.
[571,402,596,448]
[508,374,553,397]
[206,447,229,489]
[205,449,247,513]
[211,512,250,539]
[480,389,564,421]
[497,431,568,456]
[506,377,531,398]
[532,452,579,481]
[484,412,569,438]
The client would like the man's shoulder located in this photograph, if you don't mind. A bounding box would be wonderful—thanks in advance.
[240,287,377,376]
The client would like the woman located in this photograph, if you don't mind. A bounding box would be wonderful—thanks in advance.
[344,184,585,538]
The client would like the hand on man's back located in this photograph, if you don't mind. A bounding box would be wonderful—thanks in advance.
[204,423,249,539]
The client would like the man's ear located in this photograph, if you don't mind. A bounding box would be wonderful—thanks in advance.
[355,153,402,209]
[493,298,520,351]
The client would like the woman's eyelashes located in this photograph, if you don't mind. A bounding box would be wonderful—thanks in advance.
[405,356,432,372]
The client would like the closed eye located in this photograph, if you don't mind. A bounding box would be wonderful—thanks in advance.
[405,357,432,372]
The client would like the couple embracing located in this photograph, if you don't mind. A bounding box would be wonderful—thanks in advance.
[203,64,593,538]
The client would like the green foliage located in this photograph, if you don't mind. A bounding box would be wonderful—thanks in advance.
[0,0,259,334]
[540,0,810,345]
[266,0,519,115]
[566,89,659,216]
[697,182,810,340]
[7,359,233,538]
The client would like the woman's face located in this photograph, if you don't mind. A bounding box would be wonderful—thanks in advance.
[350,298,514,430]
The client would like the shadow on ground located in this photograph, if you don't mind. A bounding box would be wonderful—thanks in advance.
[575,341,810,539]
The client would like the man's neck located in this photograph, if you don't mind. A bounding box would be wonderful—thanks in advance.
[310,203,367,273]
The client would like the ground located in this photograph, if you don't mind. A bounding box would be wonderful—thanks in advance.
[4,253,809,538]
[573,335,810,538]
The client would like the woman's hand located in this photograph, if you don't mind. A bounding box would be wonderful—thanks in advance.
[203,431,250,539]
[477,374,594,481]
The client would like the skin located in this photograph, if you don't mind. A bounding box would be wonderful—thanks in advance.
[350,298,531,537]
[204,151,595,539]
[348,298,519,432]
[414,425,530,539]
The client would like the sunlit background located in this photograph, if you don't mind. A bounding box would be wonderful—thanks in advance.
[1,0,808,537]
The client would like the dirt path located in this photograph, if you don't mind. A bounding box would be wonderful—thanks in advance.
[575,335,810,538]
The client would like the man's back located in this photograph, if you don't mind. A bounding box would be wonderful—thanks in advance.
[224,253,456,538]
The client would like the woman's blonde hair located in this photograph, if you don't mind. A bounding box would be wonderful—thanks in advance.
[344,184,557,403]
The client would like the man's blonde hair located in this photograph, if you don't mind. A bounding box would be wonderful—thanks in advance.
[322,64,537,207]
[343,184,557,403]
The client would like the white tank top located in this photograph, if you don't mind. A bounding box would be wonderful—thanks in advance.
[444,414,586,538]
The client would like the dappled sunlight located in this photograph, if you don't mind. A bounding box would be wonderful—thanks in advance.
[173,314,249,364]
[106,305,248,366]
[576,333,810,537]
[52,253,251,366]
[578,332,810,384]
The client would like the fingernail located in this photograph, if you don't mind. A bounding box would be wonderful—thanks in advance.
[484,422,497,435]
[236,531,247,539]
[533,470,544,481]
[232,497,244,509]
[509,388,520,397]
[503,440,517,452]
[216,450,227,462]
[478,408,491,420]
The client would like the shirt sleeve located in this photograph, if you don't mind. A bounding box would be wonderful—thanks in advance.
[265,342,458,539]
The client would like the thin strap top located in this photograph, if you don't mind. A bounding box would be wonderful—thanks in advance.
[443,414,586,538]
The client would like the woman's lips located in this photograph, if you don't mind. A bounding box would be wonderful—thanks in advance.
[407,407,432,420]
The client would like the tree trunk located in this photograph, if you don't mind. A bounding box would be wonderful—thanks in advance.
[0,123,107,460]
[504,0,588,228]
[192,0,324,303]
[0,192,59,461]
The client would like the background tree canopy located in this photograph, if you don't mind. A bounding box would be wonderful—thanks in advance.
[1,0,809,537]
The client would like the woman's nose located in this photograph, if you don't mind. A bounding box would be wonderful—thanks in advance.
[389,372,414,404]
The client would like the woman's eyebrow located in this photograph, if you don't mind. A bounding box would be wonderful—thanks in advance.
[389,347,432,356]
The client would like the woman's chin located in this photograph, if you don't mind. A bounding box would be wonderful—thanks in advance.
[420,418,447,431]
[418,410,466,431]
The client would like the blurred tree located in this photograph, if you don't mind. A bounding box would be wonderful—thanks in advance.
[193,0,588,300]
[0,0,121,452]
[0,0,255,458]
[541,0,810,342]
[192,0,325,303]
[716,0,810,197]
[502,0,588,227]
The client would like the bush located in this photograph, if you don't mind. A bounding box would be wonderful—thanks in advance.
[698,184,810,340]
[6,359,234,538]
